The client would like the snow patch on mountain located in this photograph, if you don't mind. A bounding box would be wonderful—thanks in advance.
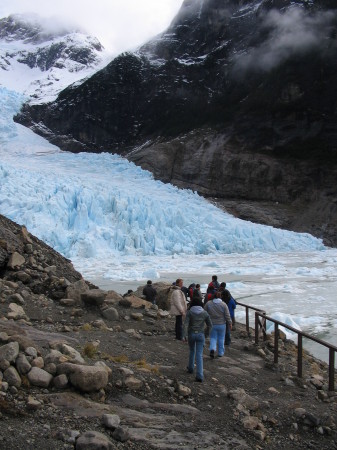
[0,13,112,104]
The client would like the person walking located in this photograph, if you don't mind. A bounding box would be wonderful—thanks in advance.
[143,280,157,304]
[204,291,232,358]
[183,297,212,382]
[222,286,236,346]
[170,278,187,340]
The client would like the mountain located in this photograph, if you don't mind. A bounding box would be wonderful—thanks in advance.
[0,13,111,103]
[13,0,337,246]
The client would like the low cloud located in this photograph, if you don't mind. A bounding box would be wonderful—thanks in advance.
[235,7,337,72]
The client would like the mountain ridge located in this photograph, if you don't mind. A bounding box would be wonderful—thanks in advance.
[0,13,110,103]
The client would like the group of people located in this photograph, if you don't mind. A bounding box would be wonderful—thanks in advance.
[170,275,236,382]
[142,276,236,382]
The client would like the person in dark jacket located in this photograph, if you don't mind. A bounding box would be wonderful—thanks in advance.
[183,298,212,382]
[143,280,157,304]
[222,287,236,346]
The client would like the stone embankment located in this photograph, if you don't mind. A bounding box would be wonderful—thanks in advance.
[0,213,336,449]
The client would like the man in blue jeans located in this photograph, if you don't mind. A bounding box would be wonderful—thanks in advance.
[183,298,212,382]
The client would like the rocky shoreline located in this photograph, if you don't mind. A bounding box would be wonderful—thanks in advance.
[0,214,336,449]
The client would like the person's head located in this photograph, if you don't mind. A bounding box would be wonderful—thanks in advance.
[212,275,218,282]
[220,282,226,289]
[191,297,203,308]
[196,283,200,289]
[147,280,152,285]
[216,291,222,298]
[176,278,183,288]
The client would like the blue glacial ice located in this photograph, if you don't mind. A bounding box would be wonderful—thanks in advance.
[0,87,325,264]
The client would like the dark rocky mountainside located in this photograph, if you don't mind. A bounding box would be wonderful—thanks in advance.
[0,213,336,449]
[14,0,337,245]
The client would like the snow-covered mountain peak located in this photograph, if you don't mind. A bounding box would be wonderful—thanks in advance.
[0,13,83,44]
[0,13,112,104]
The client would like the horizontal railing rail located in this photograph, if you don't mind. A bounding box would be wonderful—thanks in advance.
[235,301,266,337]
[236,301,336,391]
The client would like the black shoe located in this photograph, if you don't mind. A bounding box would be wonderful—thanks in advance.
[210,350,215,358]
[218,354,224,358]
[195,377,203,382]
[186,367,193,374]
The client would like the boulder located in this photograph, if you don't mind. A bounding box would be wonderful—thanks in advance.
[76,431,114,450]
[44,349,69,365]
[20,226,33,244]
[102,414,121,430]
[105,290,123,304]
[50,343,85,364]
[101,307,119,321]
[65,280,89,303]
[27,367,53,387]
[16,353,32,374]
[0,341,20,363]
[53,374,69,389]
[57,363,109,392]
[132,282,172,311]
[8,293,25,305]
[81,289,106,307]
[7,303,28,320]
[4,366,21,388]
[7,252,25,269]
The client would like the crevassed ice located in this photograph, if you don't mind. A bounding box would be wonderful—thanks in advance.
[0,87,325,262]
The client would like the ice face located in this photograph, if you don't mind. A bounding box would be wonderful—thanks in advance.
[0,87,325,266]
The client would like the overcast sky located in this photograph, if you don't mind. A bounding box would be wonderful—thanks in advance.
[0,0,184,54]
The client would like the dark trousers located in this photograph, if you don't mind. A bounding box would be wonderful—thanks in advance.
[175,315,183,340]
[225,327,231,346]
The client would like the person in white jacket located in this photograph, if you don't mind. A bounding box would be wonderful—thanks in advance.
[170,278,187,340]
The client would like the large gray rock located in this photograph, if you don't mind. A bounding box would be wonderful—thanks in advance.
[65,279,89,303]
[7,303,28,320]
[27,367,53,387]
[0,341,20,363]
[49,343,85,364]
[53,374,69,389]
[44,349,66,366]
[101,307,119,321]
[102,414,121,430]
[4,366,21,388]
[16,353,32,374]
[57,362,109,392]
[132,282,172,311]
[8,293,25,305]
[75,430,114,450]
[7,252,25,269]
[81,289,106,307]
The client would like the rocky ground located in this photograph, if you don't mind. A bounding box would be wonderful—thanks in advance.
[0,213,336,450]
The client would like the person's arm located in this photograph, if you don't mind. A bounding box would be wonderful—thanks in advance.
[180,292,187,316]
[205,313,212,337]
[231,298,236,309]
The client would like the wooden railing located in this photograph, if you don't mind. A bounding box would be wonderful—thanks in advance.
[236,301,337,391]
[235,301,266,336]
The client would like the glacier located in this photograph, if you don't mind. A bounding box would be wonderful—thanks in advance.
[0,88,325,264]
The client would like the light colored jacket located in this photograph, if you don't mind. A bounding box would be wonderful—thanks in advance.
[170,286,187,316]
[204,299,232,326]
